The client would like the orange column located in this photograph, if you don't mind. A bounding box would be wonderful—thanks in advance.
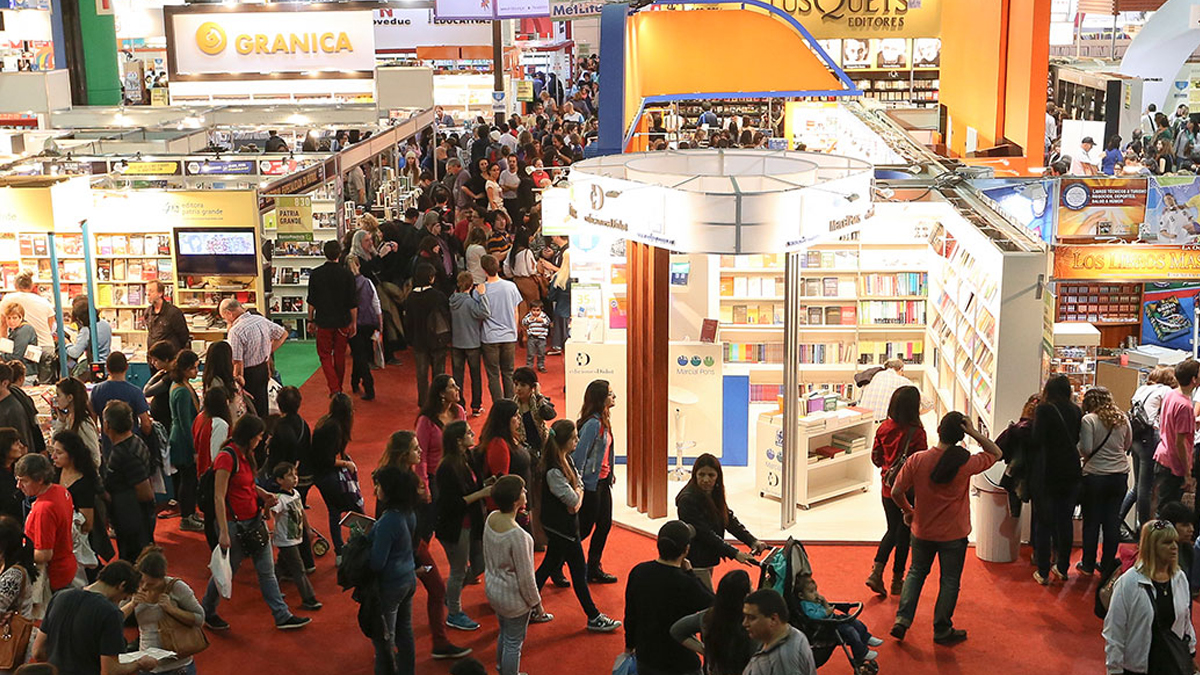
[626,241,669,518]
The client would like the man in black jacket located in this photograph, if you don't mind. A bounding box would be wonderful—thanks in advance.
[623,520,713,675]
[403,262,451,408]
[144,280,190,352]
[306,240,357,397]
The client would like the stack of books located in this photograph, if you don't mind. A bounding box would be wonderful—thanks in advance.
[831,432,868,455]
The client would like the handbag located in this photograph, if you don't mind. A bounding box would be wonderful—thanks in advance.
[337,466,366,513]
[134,478,155,504]
[0,570,33,670]
[158,579,209,658]
[1142,584,1197,675]
[233,514,270,558]
[882,425,917,489]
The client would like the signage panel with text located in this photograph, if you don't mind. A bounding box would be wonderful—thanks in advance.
[1053,244,1200,281]
[166,4,376,81]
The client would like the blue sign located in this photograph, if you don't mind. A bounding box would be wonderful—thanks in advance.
[185,160,256,176]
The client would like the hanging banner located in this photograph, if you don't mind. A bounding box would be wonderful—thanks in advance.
[550,0,605,20]
[275,195,314,243]
[185,159,257,176]
[120,161,182,176]
[373,8,490,52]
[1053,244,1200,281]
[516,80,535,102]
[1145,175,1200,244]
[1142,282,1200,351]
[1057,177,1148,240]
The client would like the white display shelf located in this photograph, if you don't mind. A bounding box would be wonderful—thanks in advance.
[756,407,876,509]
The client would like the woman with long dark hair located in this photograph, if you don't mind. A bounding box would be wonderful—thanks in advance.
[370,466,422,675]
[51,377,99,467]
[572,380,617,584]
[676,453,766,592]
[481,400,532,504]
[890,412,1002,644]
[311,393,358,560]
[436,421,492,632]
[1031,374,1083,585]
[200,414,309,632]
[375,432,471,660]
[203,340,250,420]
[169,350,201,530]
[0,430,23,522]
[671,569,756,675]
[51,430,110,582]
[415,374,464,499]
[867,385,926,597]
[533,419,621,631]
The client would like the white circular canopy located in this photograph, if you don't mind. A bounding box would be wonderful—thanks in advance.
[544,149,875,254]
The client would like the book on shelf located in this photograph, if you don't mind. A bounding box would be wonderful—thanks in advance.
[97,260,111,282]
[18,235,33,257]
[127,262,143,281]
[859,301,926,325]
[97,236,112,256]
[112,259,126,281]
[720,277,734,296]
[700,319,718,343]
[111,286,125,306]
[822,277,838,296]
[858,340,924,365]
[129,236,145,256]
[97,285,113,306]
[127,285,144,306]
[32,235,46,257]
[112,236,128,256]
[807,306,823,324]
[58,235,82,256]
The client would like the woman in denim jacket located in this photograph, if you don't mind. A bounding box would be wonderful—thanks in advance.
[570,380,618,585]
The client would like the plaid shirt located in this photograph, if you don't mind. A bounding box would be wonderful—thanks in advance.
[858,368,917,422]
[227,312,286,368]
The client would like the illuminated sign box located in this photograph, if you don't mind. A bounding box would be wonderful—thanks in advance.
[165,3,377,82]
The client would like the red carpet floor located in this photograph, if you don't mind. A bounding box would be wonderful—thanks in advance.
[147,348,1134,674]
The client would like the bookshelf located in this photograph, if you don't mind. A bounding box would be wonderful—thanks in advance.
[263,193,339,339]
[0,232,87,308]
[924,203,1047,439]
[715,212,930,404]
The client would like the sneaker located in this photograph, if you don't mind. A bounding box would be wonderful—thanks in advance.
[551,573,571,589]
[1074,561,1095,575]
[530,611,554,624]
[445,612,480,631]
[299,599,323,611]
[276,615,312,630]
[431,643,473,660]
[587,614,621,632]
[471,408,484,417]
[205,615,230,631]
[1033,571,1049,586]
[933,628,967,645]
[179,515,205,532]
[889,623,907,641]
[547,349,563,356]
[1050,567,1068,583]
[863,650,879,662]
[867,636,884,647]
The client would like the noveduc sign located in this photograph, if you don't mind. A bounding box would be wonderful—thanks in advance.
[1054,244,1200,281]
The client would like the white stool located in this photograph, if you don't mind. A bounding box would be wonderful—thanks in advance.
[669,386,699,481]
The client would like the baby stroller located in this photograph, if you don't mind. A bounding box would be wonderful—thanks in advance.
[759,537,880,675]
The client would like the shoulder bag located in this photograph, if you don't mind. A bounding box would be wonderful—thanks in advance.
[1141,583,1196,675]
[882,425,917,489]
[157,578,209,658]
[0,569,34,670]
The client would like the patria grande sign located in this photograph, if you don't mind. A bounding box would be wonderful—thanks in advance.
[165,3,376,81]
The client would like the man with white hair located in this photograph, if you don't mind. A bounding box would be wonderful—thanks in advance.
[219,299,287,414]
[858,358,931,423]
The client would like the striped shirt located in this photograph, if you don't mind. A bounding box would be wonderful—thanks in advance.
[227,312,286,368]
[521,312,551,340]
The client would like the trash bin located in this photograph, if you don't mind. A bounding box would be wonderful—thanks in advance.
[972,462,1020,563]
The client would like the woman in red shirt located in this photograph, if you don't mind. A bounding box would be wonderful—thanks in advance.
[201,414,310,632]
[867,386,925,598]
[481,400,532,513]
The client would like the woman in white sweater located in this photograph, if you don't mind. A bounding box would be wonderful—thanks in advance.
[1103,520,1196,674]
[484,475,545,675]
[1077,386,1133,577]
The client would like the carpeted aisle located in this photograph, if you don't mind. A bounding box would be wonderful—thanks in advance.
[151,346,1125,675]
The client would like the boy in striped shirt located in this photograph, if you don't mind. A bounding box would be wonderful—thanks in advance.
[521,300,552,372]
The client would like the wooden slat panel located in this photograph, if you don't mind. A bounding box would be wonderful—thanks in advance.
[646,245,670,519]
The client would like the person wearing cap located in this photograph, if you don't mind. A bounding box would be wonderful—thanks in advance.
[1070,136,1102,176]
[623,520,714,675]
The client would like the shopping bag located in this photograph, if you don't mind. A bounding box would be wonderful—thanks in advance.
[612,652,637,675]
[71,511,98,569]
[209,546,233,599]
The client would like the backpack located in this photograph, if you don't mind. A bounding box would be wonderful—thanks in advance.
[1130,393,1153,436]
[198,447,238,519]
[337,530,374,593]
[429,307,452,349]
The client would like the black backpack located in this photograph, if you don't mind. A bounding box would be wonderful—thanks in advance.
[1130,394,1153,437]
[337,530,374,592]
[198,447,237,519]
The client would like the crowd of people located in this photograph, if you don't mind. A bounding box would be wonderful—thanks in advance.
[1045,101,1200,177]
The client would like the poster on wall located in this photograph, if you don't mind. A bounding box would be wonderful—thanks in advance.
[842,39,870,69]
[1142,282,1200,351]
[1145,176,1200,243]
[913,38,940,68]
[870,38,908,69]
[974,179,1055,243]
[1057,177,1148,240]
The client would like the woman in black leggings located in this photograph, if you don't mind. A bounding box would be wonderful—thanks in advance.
[866,386,925,597]
[572,379,617,584]
[534,419,621,632]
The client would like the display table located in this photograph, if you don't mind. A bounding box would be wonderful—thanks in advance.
[756,406,875,509]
